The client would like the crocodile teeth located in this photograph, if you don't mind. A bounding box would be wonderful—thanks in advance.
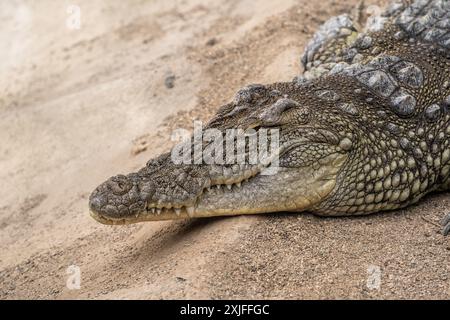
[216,185,221,190]
[151,208,155,214]
[186,206,195,218]
[175,208,181,216]
[226,184,232,190]
[156,208,161,215]
[236,182,241,188]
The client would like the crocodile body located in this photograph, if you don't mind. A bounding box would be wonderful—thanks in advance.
[89,0,450,235]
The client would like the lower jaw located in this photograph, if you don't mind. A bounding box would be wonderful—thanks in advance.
[89,210,137,225]
[89,199,278,225]
[91,153,347,225]
[90,205,286,225]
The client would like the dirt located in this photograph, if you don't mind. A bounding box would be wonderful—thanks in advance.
[0,0,449,300]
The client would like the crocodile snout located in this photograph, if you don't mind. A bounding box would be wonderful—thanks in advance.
[89,174,146,224]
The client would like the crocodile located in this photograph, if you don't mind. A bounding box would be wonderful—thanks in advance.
[89,0,450,235]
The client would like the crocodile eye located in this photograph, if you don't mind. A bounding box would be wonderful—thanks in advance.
[259,98,300,125]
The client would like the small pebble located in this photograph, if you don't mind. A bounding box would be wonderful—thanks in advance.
[165,75,176,89]
[206,38,217,46]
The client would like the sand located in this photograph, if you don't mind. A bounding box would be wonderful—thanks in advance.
[0,0,449,300]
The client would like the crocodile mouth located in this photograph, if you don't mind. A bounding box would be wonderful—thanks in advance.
[90,179,251,224]
[89,166,256,224]
[89,136,349,225]
[90,155,273,224]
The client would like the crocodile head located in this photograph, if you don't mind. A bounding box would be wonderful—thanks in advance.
[89,81,354,224]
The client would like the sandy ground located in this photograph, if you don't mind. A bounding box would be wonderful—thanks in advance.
[1,0,449,300]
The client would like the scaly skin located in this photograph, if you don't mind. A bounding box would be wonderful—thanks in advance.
[89,0,450,235]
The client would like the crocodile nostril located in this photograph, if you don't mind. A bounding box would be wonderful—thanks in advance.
[107,175,132,195]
